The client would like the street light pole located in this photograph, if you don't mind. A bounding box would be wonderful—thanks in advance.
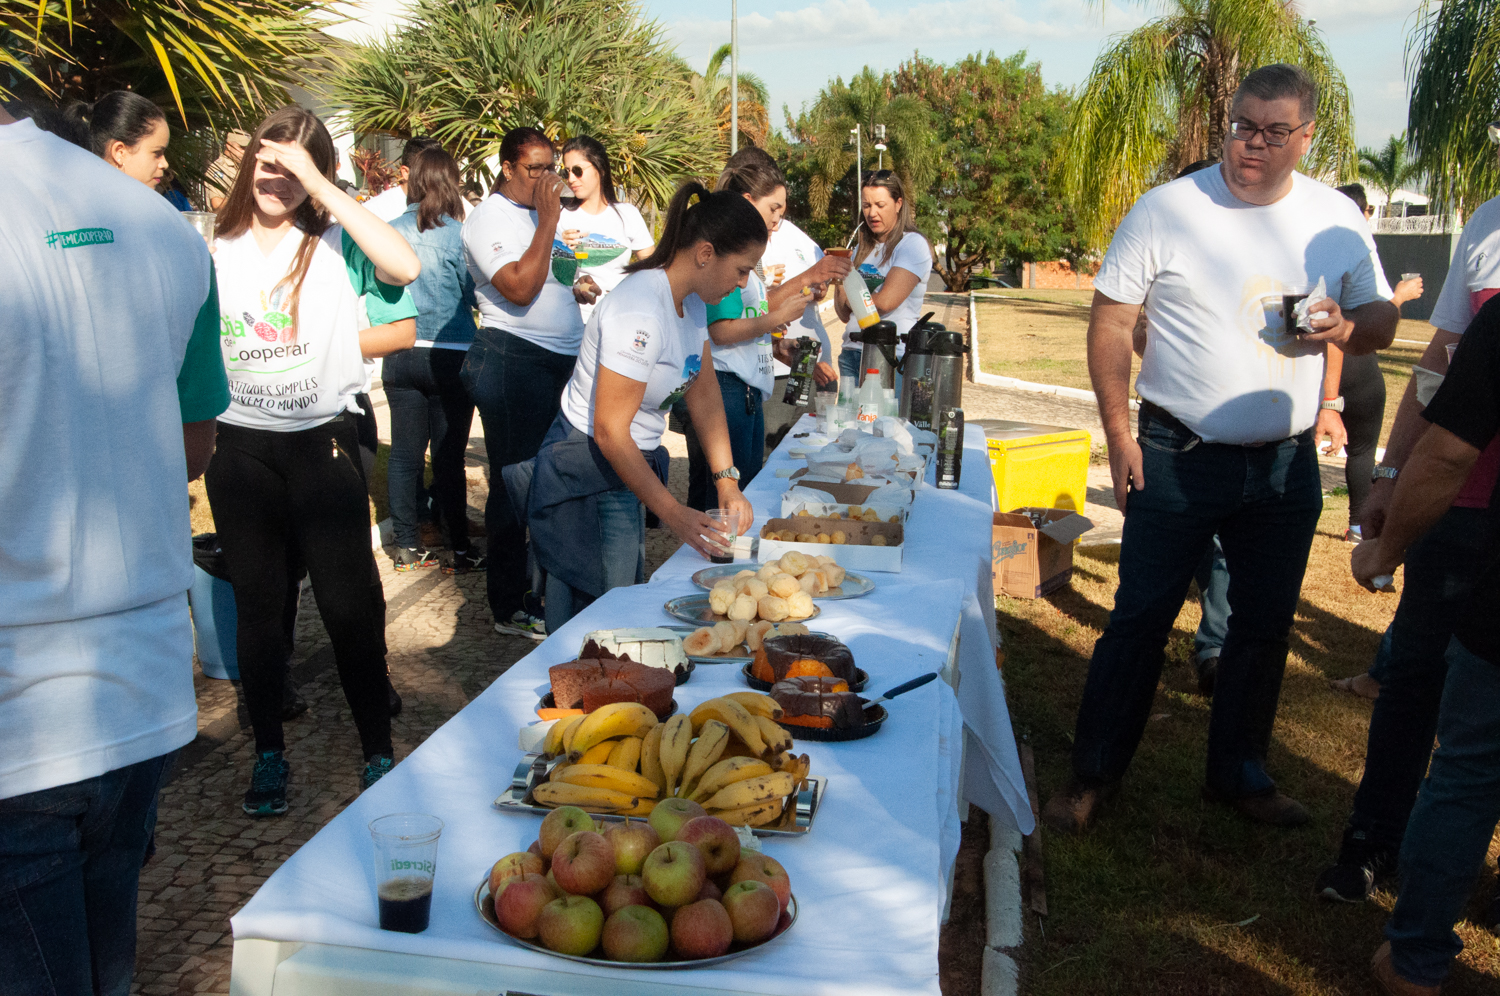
[730,0,738,155]
[851,124,861,230]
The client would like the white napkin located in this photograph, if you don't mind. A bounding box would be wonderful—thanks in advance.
[1293,276,1329,331]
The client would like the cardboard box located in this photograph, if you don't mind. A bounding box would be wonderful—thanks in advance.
[758,515,905,573]
[991,507,1094,598]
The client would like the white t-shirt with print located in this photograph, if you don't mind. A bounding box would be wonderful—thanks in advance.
[1431,194,1500,335]
[560,201,654,324]
[560,269,708,449]
[1094,165,1392,444]
[705,269,775,399]
[0,119,212,798]
[464,193,586,355]
[764,219,832,374]
[841,230,933,353]
[214,225,414,432]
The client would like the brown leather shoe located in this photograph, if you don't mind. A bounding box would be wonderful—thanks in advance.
[1041,778,1118,834]
[1371,941,1441,995]
[1202,786,1310,827]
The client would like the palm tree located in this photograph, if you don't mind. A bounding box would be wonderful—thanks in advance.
[690,43,770,153]
[0,0,336,126]
[330,0,719,209]
[1407,0,1500,216]
[1357,136,1422,213]
[1059,0,1355,250]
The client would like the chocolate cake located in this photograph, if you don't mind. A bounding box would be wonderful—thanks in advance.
[770,675,866,730]
[549,641,675,719]
[754,633,857,685]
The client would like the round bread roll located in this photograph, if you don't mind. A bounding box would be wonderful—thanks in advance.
[712,621,742,651]
[757,595,790,622]
[861,509,881,522]
[742,578,769,599]
[831,531,847,544]
[847,505,863,517]
[809,570,830,594]
[728,594,759,622]
[814,555,836,567]
[768,574,801,599]
[746,620,776,651]
[756,563,782,582]
[871,534,888,546]
[733,569,756,581]
[709,584,736,615]
[796,533,817,543]
[798,573,818,595]
[785,591,815,620]
[888,515,901,523]
[779,551,811,577]
[682,627,719,656]
[774,622,810,637]
[779,529,798,541]
[728,619,750,645]
[823,562,847,588]
[815,533,831,544]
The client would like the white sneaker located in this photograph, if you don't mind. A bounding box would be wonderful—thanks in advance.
[494,609,547,642]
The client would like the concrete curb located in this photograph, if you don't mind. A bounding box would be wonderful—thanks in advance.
[981,817,1026,995]
[967,290,1139,410]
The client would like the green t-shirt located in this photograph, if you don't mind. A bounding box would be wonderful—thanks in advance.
[176,258,231,422]
[343,230,418,326]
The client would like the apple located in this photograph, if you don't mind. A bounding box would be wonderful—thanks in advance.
[729,853,791,913]
[551,831,615,896]
[641,841,706,908]
[599,874,651,917]
[604,818,661,876]
[670,898,733,959]
[774,908,793,936]
[489,851,544,895]
[527,838,548,871]
[601,904,670,962]
[537,895,604,956]
[721,879,780,944]
[648,797,706,842]
[695,878,722,903]
[677,816,741,875]
[494,873,556,938]
[539,806,596,857]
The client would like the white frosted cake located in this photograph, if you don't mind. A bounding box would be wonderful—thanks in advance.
[581,628,689,672]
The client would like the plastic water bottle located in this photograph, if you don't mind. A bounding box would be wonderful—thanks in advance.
[857,369,882,425]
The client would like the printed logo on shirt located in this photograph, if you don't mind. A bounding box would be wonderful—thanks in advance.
[46,227,114,249]
[633,330,650,352]
[572,233,629,268]
[658,354,702,410]
[551,240,582,285]
[858,262,885,294]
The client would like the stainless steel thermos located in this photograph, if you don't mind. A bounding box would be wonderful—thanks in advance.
[899,315,965,430]
[849,320,900,390]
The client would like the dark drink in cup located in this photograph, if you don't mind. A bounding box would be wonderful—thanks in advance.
[1282,293,1310,335]
[378,876,433,933]
[825,247,852,259]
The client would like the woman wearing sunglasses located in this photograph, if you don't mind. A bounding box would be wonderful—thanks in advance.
[461,127,593,640]
[557,135,656,323]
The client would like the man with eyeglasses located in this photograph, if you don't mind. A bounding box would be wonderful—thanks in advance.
[1043,63,1399,834]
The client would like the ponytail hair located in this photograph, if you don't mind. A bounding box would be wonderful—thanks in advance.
[66,90,166,160]
[406,146,466,232]
[625,181,767,274]
[714,146,785,200]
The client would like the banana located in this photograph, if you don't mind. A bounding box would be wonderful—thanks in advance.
[562,714,590,753]
[640,722,667,793]
[548,759,571,782]
[724,691,782,720]
[531,781,638,812]
[718,740,759,760]
[576,739,618,766]
[689,757,773,803]
[767,751,795,772]
[700,772,797,812]
[544,714,585,756]
[620,798,655,817]
[568,703,659,760]
[708,799,786,827]
[658,713,693,796]
[794,753,812,783]
[554,763,660,799]
[689,697,769,758]
[678,720,729,797]
[606,736,643,772]
[753,714,792,755]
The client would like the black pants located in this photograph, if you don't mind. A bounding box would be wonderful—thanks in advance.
[461,328,576,620]
[1339,352,1386,527]
[204,416,392,758]
[383,347,475,551]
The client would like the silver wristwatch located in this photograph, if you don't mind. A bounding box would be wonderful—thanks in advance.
[1372,466,1399,482]
[712,466,741,482]
[1320,396,1345,412]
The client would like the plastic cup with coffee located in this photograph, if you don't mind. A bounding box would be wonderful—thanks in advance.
[370,813,443,933]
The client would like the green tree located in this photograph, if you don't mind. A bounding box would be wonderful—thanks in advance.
[1059,0,1355,250]
[894,51,1080,291]
[1407,0,1500,216]
[1357,135,1422,209]
[330,0,719,208]
[691,43,770,153]
[0,0,335,127]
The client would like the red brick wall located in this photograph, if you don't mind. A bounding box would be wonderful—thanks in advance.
[1023,261,1095,290]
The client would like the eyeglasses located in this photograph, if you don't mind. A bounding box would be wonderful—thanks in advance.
[559,164,588,178]
[518,161,555,178]
[1229,120,1313,147]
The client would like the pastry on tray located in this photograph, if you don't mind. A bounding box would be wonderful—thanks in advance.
[751,633,856,685]
[770,675,867,730]
[548,641,675,719]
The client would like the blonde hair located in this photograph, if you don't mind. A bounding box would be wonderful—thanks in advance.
[854,171,929,269]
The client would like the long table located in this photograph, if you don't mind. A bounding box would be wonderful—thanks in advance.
[228,417,1031,995]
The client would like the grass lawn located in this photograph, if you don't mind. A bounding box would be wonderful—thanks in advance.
[1002,497,1500,995]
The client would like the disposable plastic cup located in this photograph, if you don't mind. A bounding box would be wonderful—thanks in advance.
[706,508,741,564]
[184,211,215,247]
[828,403,854,432]
[1401,272,1420,282]
[370,813,443,933]
[1446,343,1457,365]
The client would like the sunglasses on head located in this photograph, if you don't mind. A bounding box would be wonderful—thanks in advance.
[559,164,588,178]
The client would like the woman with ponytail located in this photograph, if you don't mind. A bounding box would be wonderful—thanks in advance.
[204,106,421,818]
[529,181,763,630]
[70,90,171,188]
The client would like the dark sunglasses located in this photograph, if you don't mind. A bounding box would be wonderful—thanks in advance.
[559,164,588,178]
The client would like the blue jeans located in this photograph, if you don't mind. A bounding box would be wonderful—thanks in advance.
[679,370,764,513]
[383,347,475,550]
[1385,636,1500,987]
[543,488,645,633]
[0,751,176,996]
[1070,404,1323,797]
[1193,534,1230,663]
[1347,506,1497,850]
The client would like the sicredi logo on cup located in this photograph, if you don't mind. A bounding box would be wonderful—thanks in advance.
[389,858,435,874]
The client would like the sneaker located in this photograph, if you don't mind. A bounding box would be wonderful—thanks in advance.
[494,609,547,641]
[393,546,439,572]
[445,548,488,575]
[1315,828,1398,902]
[243,750,289,817]
[1040,777,1118,834]
[362,753,394,790]
[1202,785,1310,826]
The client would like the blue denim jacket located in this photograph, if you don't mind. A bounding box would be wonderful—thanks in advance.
[390,204,477,347]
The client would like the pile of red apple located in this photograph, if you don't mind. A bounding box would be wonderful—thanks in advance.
[488,797,792,962]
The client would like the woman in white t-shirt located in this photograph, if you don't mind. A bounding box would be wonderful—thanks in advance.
[530,183,765,631]
[557,135,656,324]
[833,170,934,383]
[203,106,421,818]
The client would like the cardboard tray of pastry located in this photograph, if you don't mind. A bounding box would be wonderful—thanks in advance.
[757,515,904,573]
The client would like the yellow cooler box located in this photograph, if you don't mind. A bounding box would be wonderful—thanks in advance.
[974,420,1092,514]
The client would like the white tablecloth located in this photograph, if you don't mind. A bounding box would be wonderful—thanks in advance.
[230,416,1029,995]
